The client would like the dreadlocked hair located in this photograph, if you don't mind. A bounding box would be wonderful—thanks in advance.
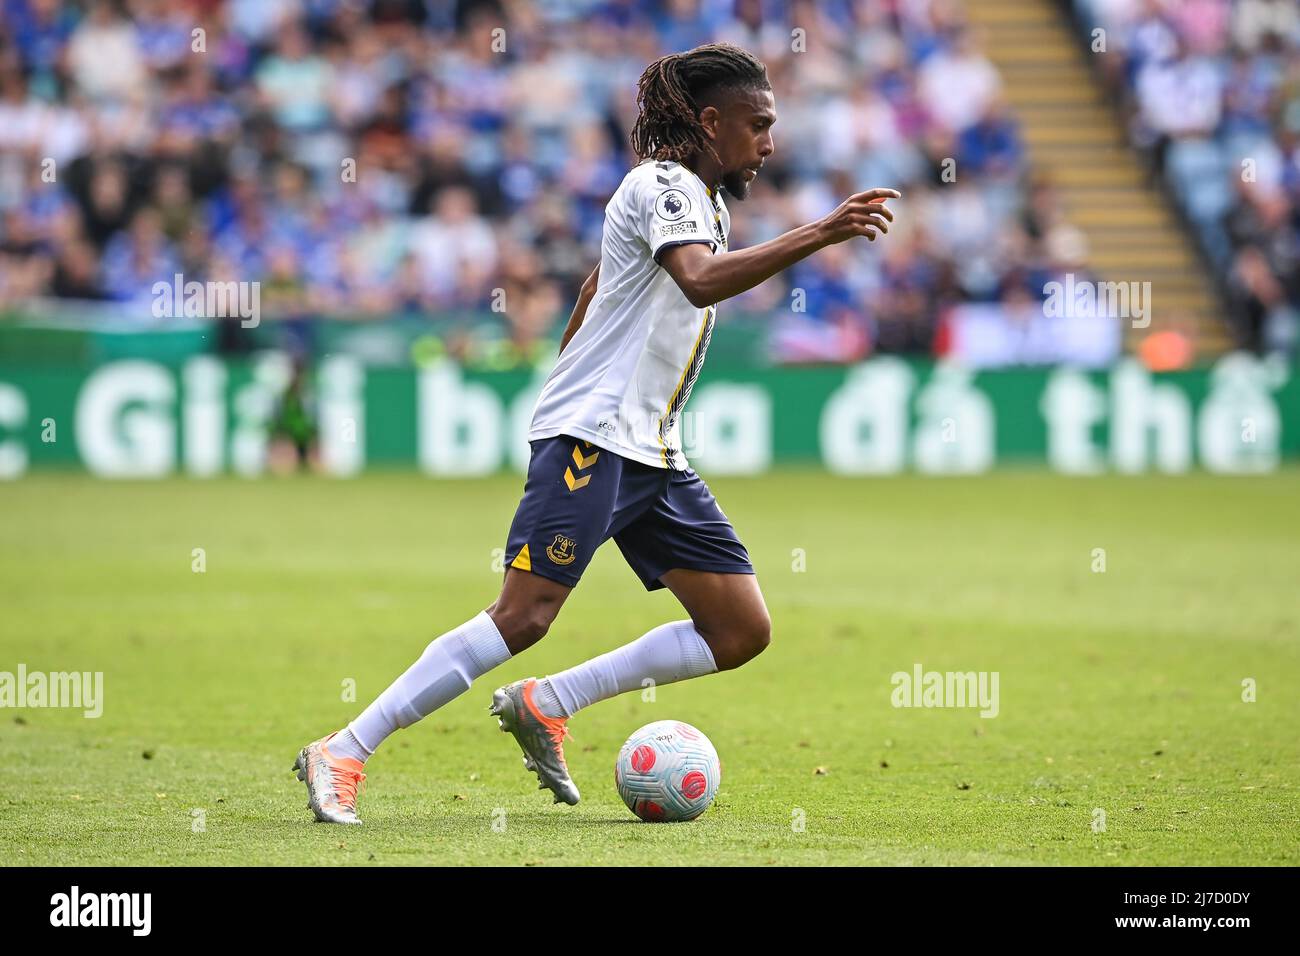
[630,43,770,165]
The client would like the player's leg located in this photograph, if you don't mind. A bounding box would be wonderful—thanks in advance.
[293,597,517,825]
[292,578,539,825]
[486,439,669,804]
[484,570,588,807]
[656,567,771,670]
[294,436,600,823]
[524,468,766,721]
[486,566,573,653]
[295,570,572,824]
[529,570,769,723]
[484,435,634,804]
[337,568,572,763]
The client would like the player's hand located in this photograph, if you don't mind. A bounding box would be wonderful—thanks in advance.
[818,188,900,245]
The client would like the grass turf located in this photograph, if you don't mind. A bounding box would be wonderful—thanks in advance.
[1,470,1296,866]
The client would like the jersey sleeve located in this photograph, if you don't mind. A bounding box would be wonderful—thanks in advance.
[631,165,718,263]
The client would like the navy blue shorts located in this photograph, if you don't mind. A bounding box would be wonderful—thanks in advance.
[504,435,753,591]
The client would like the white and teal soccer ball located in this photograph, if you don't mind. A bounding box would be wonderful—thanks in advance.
[614,720,720,822]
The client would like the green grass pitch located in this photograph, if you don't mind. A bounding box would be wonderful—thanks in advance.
[1,470,1296,866]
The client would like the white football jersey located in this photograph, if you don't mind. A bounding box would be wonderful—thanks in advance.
[529,159,730,470]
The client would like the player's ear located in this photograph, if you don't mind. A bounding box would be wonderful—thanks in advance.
[697,105,720,141]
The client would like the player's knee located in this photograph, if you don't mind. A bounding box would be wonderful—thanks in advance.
[741,608,772,662]
[707,609,771,671]
[487,601,556,651]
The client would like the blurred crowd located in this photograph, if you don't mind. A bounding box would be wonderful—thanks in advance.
[1074,0,1300,355]
[0,0,1119,364]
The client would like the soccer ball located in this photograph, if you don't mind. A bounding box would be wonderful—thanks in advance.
[614,720,720,822]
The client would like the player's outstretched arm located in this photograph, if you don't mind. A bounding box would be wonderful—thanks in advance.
[659,187,900,309]
[558,262,600,354]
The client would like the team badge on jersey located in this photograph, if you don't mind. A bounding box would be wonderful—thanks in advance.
[546,534,578,566]
[655,189,692,222]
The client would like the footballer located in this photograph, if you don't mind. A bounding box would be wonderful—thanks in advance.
[295,42,899,822]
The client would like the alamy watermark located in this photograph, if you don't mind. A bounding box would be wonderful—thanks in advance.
[891,663,999,718]
[1,664,103,718]
[49,886,150,936]
[1044,273,1151,329]
[152,273,260,328]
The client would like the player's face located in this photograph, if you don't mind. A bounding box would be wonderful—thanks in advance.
[715,88,776,201]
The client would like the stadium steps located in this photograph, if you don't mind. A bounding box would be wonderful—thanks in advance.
[964,0,1231,355]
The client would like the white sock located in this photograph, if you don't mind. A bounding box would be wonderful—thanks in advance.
[541,620,717,718]
[346,611,511,759]
[327,727,370,763]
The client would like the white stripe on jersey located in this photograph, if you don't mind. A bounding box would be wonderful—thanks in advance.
[528,159,730,470]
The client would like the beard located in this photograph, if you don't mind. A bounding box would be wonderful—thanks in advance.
[721,169,751,201]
